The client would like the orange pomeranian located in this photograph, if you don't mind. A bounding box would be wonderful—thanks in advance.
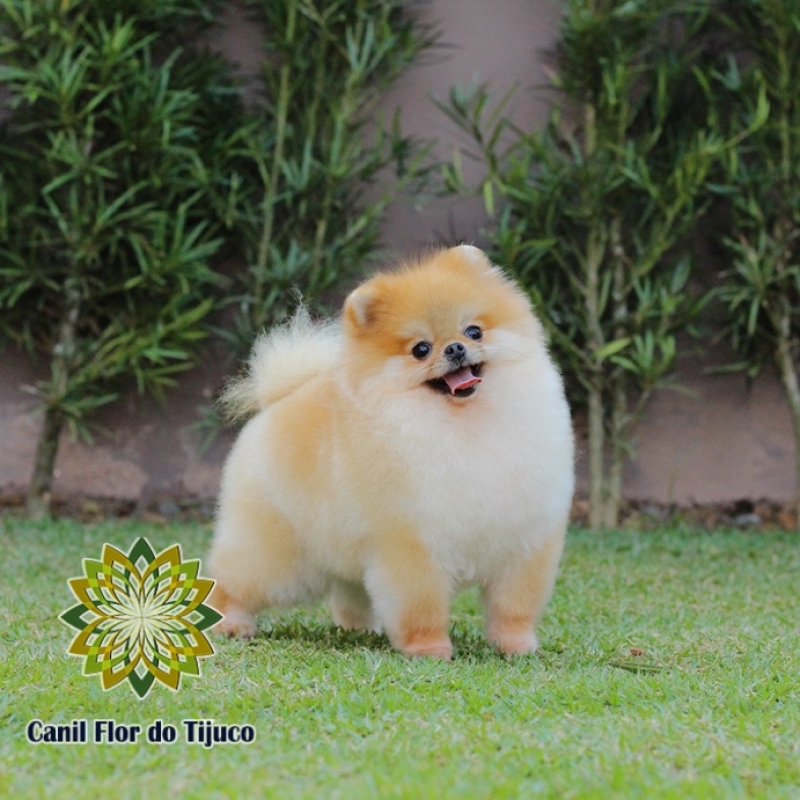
[207,245,574,659]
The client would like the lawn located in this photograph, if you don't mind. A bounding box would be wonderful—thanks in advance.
[0,517,798,799]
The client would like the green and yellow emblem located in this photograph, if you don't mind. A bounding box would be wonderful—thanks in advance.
[60,538,221,698]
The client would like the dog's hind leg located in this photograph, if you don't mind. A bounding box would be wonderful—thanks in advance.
[329,580,375,632]
[206,498,304,640]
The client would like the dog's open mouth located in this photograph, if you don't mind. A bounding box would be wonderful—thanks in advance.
[426,363,484,398]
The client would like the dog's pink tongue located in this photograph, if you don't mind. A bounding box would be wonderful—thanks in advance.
[443,367,482,395]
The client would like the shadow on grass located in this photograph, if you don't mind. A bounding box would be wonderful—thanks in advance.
[251,619,393,654]
[241,616,567,664]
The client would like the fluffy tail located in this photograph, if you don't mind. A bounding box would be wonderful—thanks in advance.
[219,307,340,421]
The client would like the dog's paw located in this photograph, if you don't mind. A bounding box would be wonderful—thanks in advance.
[399,632,453,660]
[213,610,257,640]
[404,642,453,660]
[493,630,538,656]
[330,604,373,632]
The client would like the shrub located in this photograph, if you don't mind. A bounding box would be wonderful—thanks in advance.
[711,0,800,526]
[220,0,437,352]
[0,0,243,517]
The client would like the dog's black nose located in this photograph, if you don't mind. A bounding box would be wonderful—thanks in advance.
[444,341,467,361]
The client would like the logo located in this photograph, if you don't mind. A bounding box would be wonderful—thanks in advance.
[60,538,221,698]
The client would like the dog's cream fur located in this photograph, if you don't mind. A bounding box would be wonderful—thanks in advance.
[207,245,574,658]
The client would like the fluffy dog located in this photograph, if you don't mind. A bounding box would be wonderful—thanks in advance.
[207,245,574,659]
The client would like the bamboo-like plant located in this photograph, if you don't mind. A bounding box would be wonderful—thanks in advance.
[712,0,800,526]
[221,0,437,351]
[0,0,242,517]
[440,0,732,528]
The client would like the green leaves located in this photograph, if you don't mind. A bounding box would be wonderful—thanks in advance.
[222,0,437,348]
[0,1,244,508]
[710,2,800,401]
[439,0,721,528]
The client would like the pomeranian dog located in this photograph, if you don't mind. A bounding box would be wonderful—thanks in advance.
[207,245,573,659]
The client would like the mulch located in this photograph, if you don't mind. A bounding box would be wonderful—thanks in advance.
[570,497,797,531]
[0,490,796,530]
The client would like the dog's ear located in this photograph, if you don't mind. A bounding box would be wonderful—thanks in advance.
[344,284,379,329]
[452,244,492,271]
[451,244,509,283]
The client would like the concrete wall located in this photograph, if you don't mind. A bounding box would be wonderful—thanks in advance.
[0,0,793,508]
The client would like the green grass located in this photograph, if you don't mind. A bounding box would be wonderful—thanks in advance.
[0,518,798,799]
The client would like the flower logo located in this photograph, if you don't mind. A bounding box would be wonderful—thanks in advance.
[60,537,222,698]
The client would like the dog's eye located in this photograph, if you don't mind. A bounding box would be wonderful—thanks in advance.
[411,341,432,360]
[465,325,483,341]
